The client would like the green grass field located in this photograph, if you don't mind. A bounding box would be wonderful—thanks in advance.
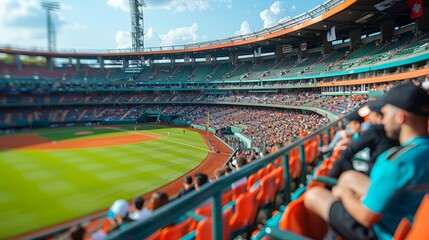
[0,125,209,238]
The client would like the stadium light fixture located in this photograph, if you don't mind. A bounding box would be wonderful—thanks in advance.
[41,1,60,52]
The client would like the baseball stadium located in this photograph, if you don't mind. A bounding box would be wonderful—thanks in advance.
[1,0,429,239]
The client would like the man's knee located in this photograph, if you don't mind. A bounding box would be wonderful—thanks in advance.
[338,170,365,185]
[304,187,324,209]
[304,187,334,221]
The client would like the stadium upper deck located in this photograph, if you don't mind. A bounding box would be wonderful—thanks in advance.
[1,0,428,90]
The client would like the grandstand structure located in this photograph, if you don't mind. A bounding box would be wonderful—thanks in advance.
[1,0,429,239]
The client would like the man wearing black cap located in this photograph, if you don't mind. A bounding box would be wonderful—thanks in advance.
[176,175,195,198]
[304,83,429,240]
[319,110,365,153]
[328,100,400,179]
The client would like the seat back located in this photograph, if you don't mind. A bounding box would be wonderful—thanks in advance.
[195,207,233,240]
[266,163,277,173]
[230,191,258,231]
[195,204,212,218]
[246,173,259,191]
[222,189,234,206]
[279,195,328,239]
[232,183,247,200]
[160,218,193,240]
[275,166,285,192]
[405,194,429,240]
[393,218,411,240]
[256,169,278,206]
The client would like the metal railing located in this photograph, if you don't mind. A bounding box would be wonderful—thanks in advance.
[107,117,341,239]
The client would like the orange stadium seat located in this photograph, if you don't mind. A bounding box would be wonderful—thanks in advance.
[406,194,429,239]
[222,189,234,206]
[256,169,278,207]
[393,218,411,240]
[159,218,194,240]
[247,173,259,191]
[230,191,258,236]
[232,183,247,200]
[279,194,328,239]
[194,207,233,240]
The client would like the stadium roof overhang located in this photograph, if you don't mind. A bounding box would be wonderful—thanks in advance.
[0,0,424,61]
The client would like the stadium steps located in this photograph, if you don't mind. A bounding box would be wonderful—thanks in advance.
[5,113,12,124]
[77,110,87,121]
[95,109,107,119]
[120,109,133,120]
[390,32,429,58]
[60,110,69,122]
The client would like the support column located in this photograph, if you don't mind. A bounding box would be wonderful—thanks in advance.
[13,54,22,71]
[381,19,395,43]
[46,57,54,72]
[123,59,129,69]
[76,58,81,72]
[98,57,104,71]
[349,29,361,50]
[322,38,333,55]
[416,5,429,33]
[229,53,238,66]
[275,44,284,62]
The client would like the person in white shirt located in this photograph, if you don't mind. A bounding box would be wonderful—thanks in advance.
[129,196,152,222]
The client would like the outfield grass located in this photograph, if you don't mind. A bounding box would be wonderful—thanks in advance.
[0,125,208,238]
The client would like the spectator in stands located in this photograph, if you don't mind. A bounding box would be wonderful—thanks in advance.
[150,192,170,210]
[214,168,226,180]
[194,173,211,207]
[90,199,130,240]
[66,225,85,240]
[129,196,152,222]
[422,75,429,91]
[106,199,130,230]
[194,173,209,190]
[319,110,364,153]
[230,157,248,190]
[176,176,195,198]
[304,83,429,240]
[328,100,400,178]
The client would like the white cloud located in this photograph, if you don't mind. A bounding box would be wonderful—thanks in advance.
[259,1,285,29]
[106,0,129,12]
[144,27,162,47]
[147,0,210,12]
[0,0,45,46]
[166,0,209,12]
[270,1,282,15]
[60,3,73,11]
[279,16,292,24]
[115,30,132,49]
[260,9,277,29]
[144,23,198,47]
[291,5,297,12]
[0,0,85,49]
[63,23,87,32]
[234,21,252,36]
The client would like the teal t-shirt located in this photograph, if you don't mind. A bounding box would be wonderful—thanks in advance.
[362,137,429,240]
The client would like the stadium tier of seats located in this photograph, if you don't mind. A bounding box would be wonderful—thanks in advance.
[1,30,428,86]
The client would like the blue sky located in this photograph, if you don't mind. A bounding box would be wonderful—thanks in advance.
[0,0,326,50]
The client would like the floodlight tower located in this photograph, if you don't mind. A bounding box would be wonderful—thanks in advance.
[41,1,60,52]
[129,0,146,52]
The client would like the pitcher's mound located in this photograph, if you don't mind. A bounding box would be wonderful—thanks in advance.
[74,131,94,136]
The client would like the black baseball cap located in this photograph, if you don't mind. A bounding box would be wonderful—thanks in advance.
[346,109,365,123]
[380,83,429,116]
[367,99,383,115]
[358,99,383,117]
